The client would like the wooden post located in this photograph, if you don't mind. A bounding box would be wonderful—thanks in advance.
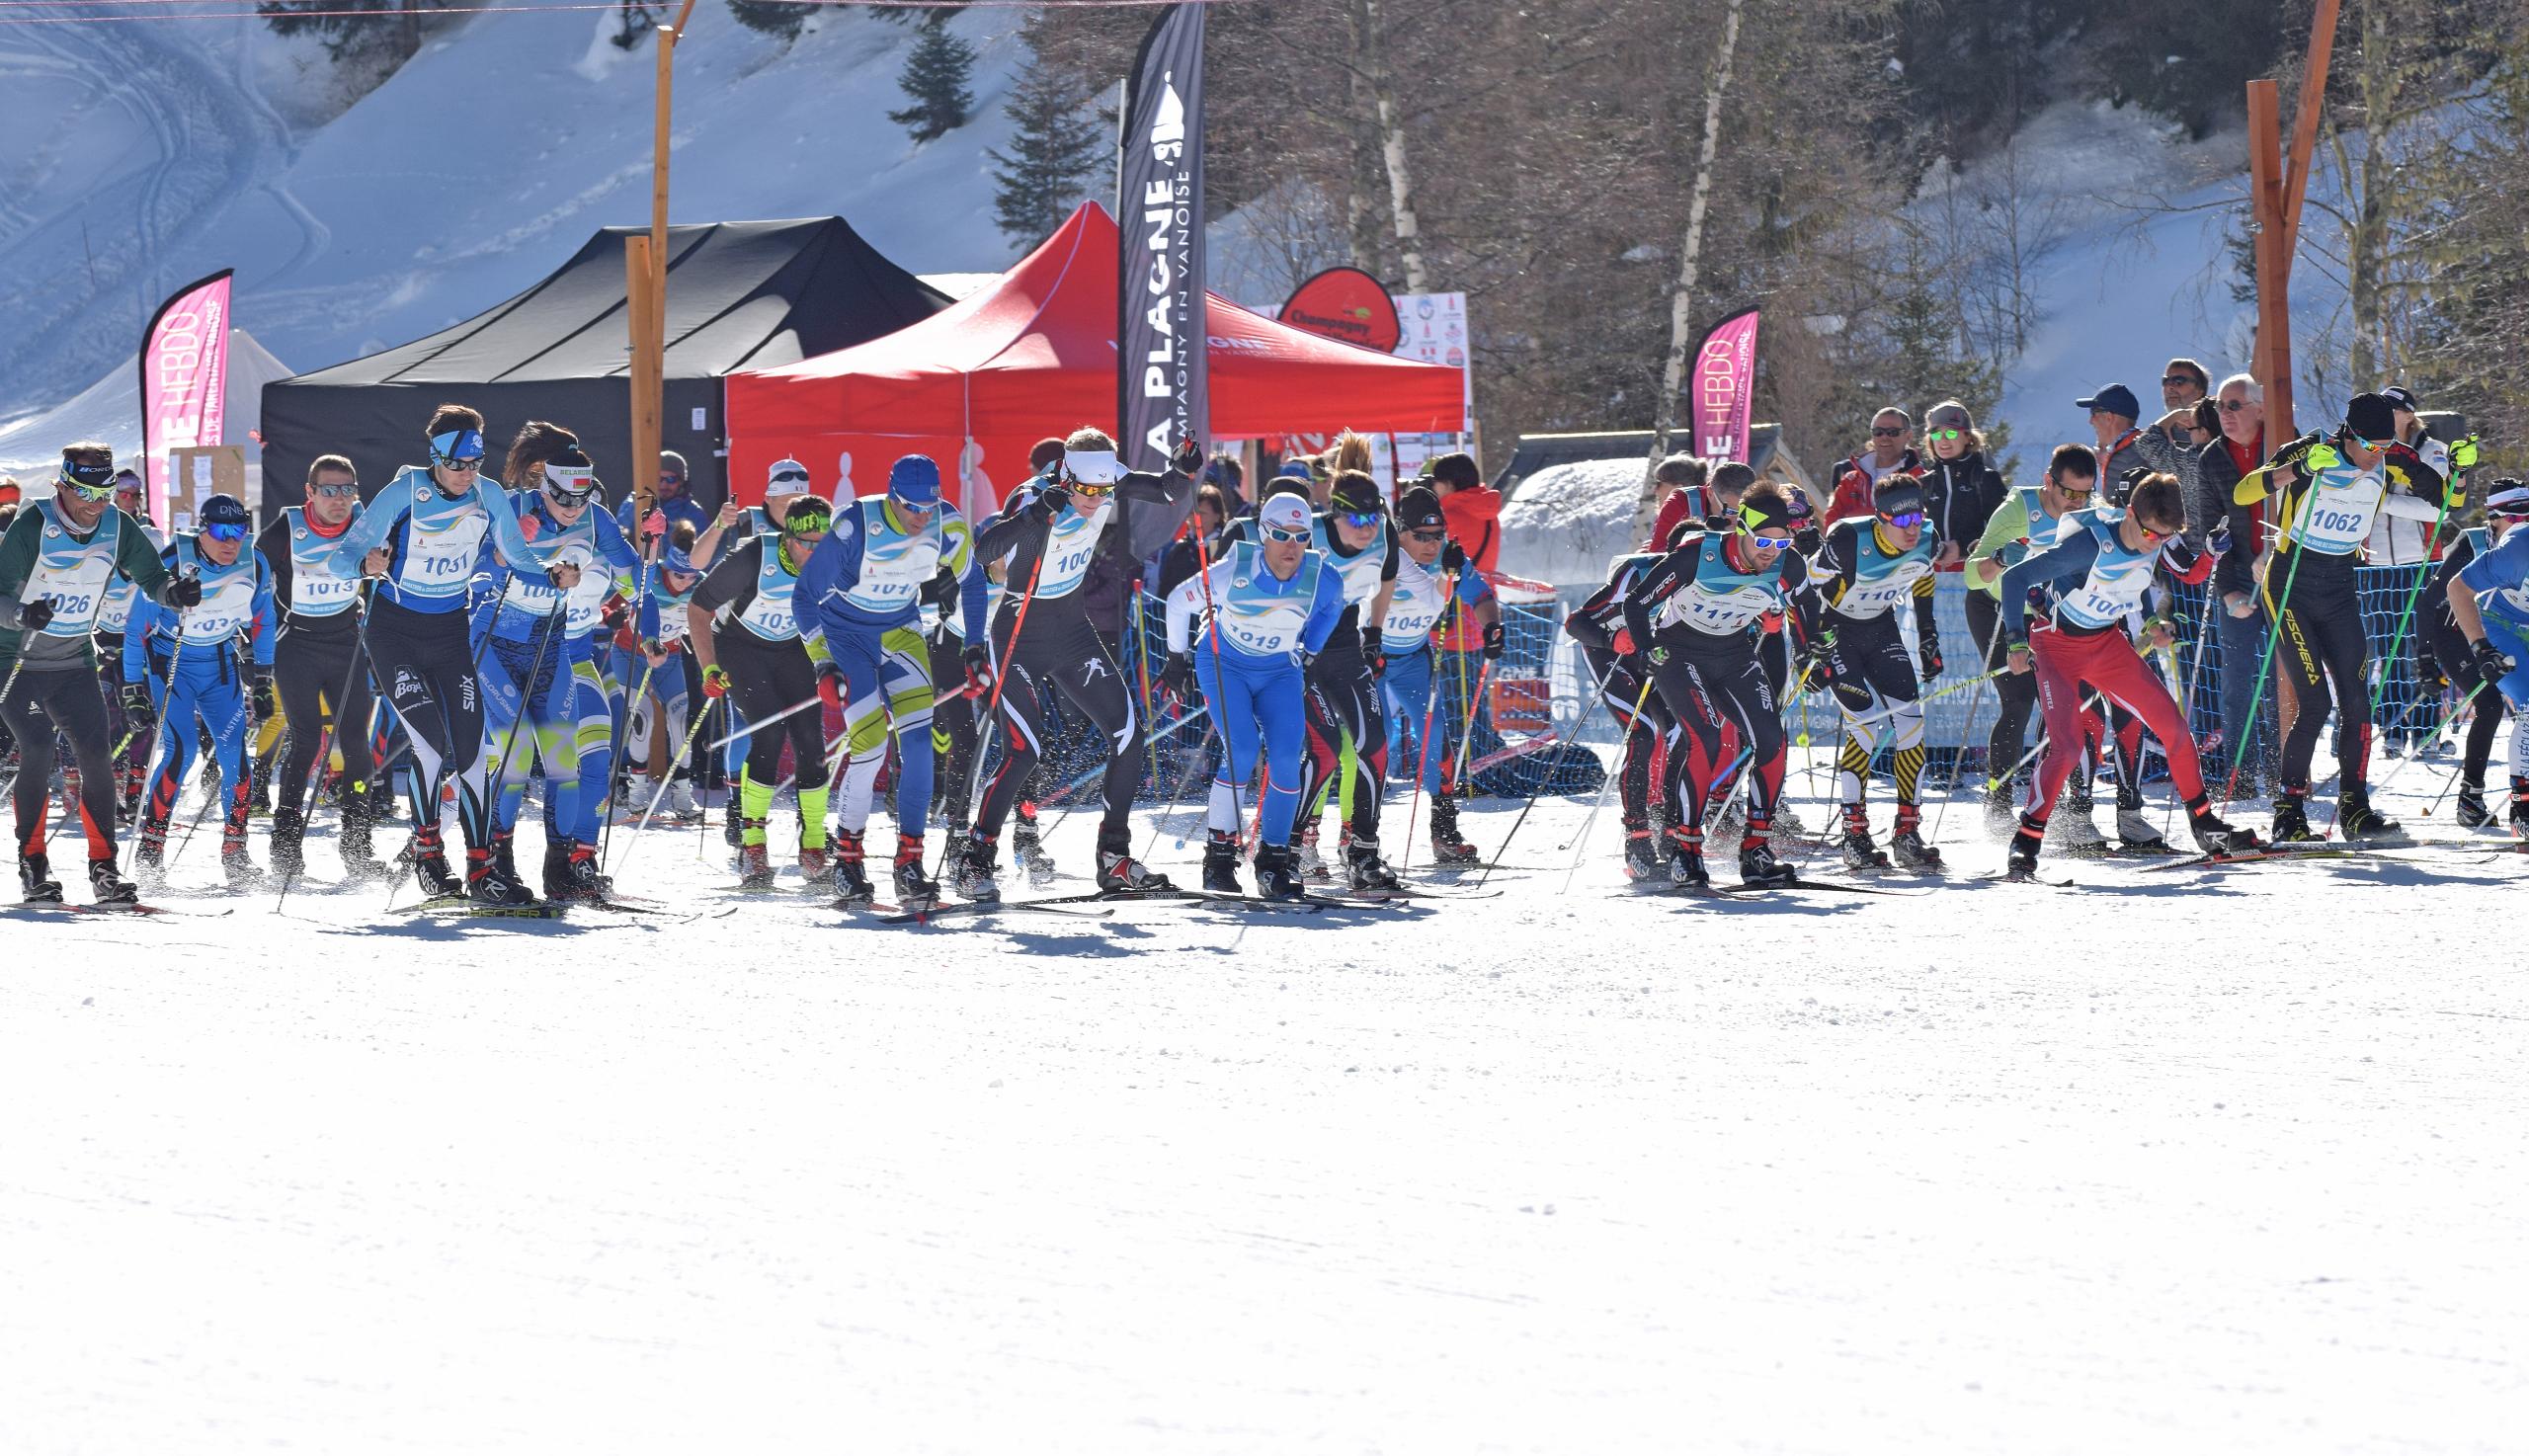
[625,234,660,523]
[628,0,698,537]
[2246,80,2294,441]
[2278,0,2342,263]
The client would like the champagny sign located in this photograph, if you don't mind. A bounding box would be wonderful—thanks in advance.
[139,270,234,524]
[1687,306,1760,463]
[1116,2,1207,474]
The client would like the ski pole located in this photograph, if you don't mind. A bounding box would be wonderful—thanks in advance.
[938,542,1048,884]
[701,690,821,751]
[1400,643,1444,874]
[1446,656,1499,795]
[1478,662,1631,892]
[478,603,567,851]
[2222,542,2305,807]
[277,585,377,909]
[611,681,726,871]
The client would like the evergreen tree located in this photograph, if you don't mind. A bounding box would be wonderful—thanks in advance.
[725,0,811,44]
[987,61,1106,249]
[256,0,450,65]
[890,17,979,144]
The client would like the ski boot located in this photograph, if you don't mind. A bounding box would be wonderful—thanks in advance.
[546,842,607,903]
[219,846,266,890]
[18,852,62,904]
[410,828,462,900]
[1253,843,1307,900]
[828,830,873,908]
[1097,847,1174,894]
[1345,839,1402,892]
[1201,830,1243,894]
[1427,794,1481,866]
[2456,782,2493,829]
[1768,801,1808,848]
[2335,788,2402,842]
[490,832,526,889]
[540,839,578,900]
[129,824,168,891]
[891,837,940,913]
[1013,805,1055,887]
[2186,803,2262,857]
[339,808,386,881]
[2268,792,2316,844]
[661,776,698,819]
[1621,828,1662,883]
[1665,827,1708,889]
[732,840,775,891]
[1888,804,1942,869]
[722,800,745,849]
[1295,822,1331,881]
[2114,781,2168,849]
[797,834,835,892]
[946,832,1002,904]
[465,839,540,906]
[1737,829,1797,890]
[270,806,308,880]
[87,853,139,907]
[1839,804,1890,871]
[2511,774,2529,839]
[2003,822,2045,881]
[2048,782,2109,855]
[1982,784,2018,835]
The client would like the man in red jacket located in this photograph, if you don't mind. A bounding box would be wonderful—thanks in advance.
[1825,408,1921,525]
[1428,452,1506,795]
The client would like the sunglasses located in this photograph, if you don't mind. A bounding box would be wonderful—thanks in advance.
[2350,436,2392,452]
[2162,374,2204,387]
[1261,524,1312,543]
[435,456,484,472]
[1408,528,1447,543]
[1881,510,1926,528]
[2057,485,2094,501]
[545,484,598,506]
[2220,399,2250,412]
[1926,428,1965,443]
[1748,530,1796,550]
[310,483,361,498]
[203,522,249,543]
[1871,426,1908,439]
[1338,510,1382,529]
[1067,478,1116,499]
[768,470,809,486]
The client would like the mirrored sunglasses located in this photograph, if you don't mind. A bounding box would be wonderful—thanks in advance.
[1881,510,1926,528]
[1749,531,1796,550]
[203,522,249,543]
[1261,524,1312,543]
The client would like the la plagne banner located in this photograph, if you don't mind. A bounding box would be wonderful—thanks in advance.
[1689,306,1760,462]
[1116,2,1206,472]
[138,270,234,520]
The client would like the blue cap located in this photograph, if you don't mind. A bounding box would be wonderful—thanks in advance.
[1275,460,1313,481]
[2076,383,2142,420]
[201,493,249,528]
[887,453,941,508]
[660,544,698,576]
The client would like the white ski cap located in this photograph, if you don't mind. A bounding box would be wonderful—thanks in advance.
[1259,494,1311,533]
[767,457,811,492]
[1064,447,1122,486]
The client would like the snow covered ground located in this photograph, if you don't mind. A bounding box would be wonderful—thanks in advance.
[4,747,2521,1454]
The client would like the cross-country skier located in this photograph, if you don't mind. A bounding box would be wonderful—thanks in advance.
[322,405,570,904]
[1619,483,1817,889]
[0,444,198,904]
[796,453,988,911]
[92,466,167,824]
[1812,473,1944,870]
[1161,491,1346,898]
[687,494,834,890]
[123,493,277,887]
[622,526,704,821]
[1293,469,1404,889]
[2232,392,2447,841]
[1379,484,1501,864]
[716,457,819,848]
[946,430,1198,901]
[1996,471,2260,876]
[1965,444,2097,829]
[257,453,382,880]
[1563,535,1672,880]
[2442,480,2529,838]
[2424,482,2529,831]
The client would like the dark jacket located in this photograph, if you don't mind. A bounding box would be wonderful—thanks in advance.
[1917,451,2008,570]
[2197,432,2265,602]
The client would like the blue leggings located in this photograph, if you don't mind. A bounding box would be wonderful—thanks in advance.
[139,650,254,852]
[1196,645,1307,847]
[1377,644,1450,795]
[478,634,581,843]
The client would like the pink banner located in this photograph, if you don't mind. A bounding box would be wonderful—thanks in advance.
[139,270,233,522]
[1688,306,1760,463]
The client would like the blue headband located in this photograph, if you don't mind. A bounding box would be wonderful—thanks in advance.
[430,429,485,463]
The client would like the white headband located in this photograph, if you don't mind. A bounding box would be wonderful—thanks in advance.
[1064,448,1122,486]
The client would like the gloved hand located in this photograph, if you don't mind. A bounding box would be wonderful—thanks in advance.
[16,598,52,632]
[701,664,731,699]
[2453,434,2483,471]
[1171,438,1203,476]
[1483,620,1506,661]
[1026,484,1071,524]
[1797,640,1835,688]
[921,565,959,610]
[2208,524,2234,557]
[1610,626,1636,658]
[120,681,157,730]
[601,597,631,632]
[2471,635,2514,690]
[166,573,203,609]
[962,642,995,694]
[815,663,845,711]
[1441,540,1467,572]
[1360,626,1386,679]
[1160,650,1198,703]
[1918,637,1943,681]
[251,668,276,722]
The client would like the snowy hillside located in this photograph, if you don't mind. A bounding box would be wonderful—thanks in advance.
[0,3,1031,423]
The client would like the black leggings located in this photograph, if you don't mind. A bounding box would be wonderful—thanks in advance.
[718,626,827,791]
[1300,641,1391,840]
[366,598,492,846]
[1,663,121,860]
[973,607,1141,853]
[2271,553,2371,794]
[1647,634,1785,834]
[1582,643,1672,832]
[930,628,978,821]
[275,624,379,819]
[1965,590,2039,789]
[2426,612,2506,787]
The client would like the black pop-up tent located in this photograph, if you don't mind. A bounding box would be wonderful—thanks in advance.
[257,217,949,513]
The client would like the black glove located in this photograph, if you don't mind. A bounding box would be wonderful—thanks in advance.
[921,565,959,610]
[601,597,631,632]
[2471,636,2514,689]
[16,598,52,633]
[1360,626,1386,679]
[1026,483,1071,524]
[1482,620,1506,661]
[1918,638,1943,681]
[1792,525,1822,556]
[251,668,277,722]
[1797,640,1835,688]
[1440,540,1467,572]
[1161,650,1198,703]
[120,682,157,730]
[1170,438,1203,476]
[165,573,203,609]
[961,641,995,693]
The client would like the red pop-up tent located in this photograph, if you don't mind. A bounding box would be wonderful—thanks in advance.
[722,202,1466,517]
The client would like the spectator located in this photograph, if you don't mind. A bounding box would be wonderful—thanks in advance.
[1917,398,2007,572]
[1200,453,1247,517]
[1645,452,1711,551]
[2370,385,2457,750]
[1426,448,1505,792]
[2084,378,2205,541]
[0,475,19,510]
[2153,358,2212,439]
[1825,407,1919,524]
[2367,384,2451,567]
[1158,484,1230,597]
[1709,461,1757,517]
[2200,371,2273,794]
